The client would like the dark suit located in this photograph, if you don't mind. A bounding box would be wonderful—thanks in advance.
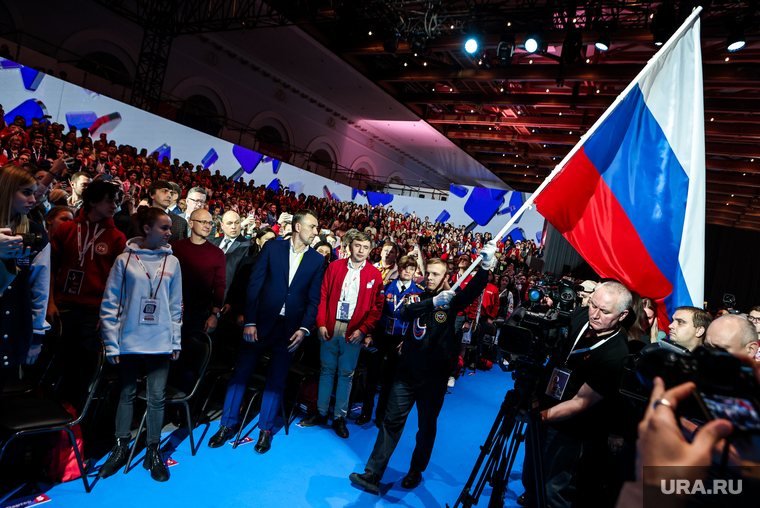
[209,234,250,298]
[219,239,325,433]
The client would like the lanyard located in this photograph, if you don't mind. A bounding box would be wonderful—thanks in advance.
[566,322,620,363]
[341,270,360,300]
[392,281,410,312]
[77,223,104,266]
[133,253,168,298]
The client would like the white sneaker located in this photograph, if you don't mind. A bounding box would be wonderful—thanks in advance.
[447,376,456,388]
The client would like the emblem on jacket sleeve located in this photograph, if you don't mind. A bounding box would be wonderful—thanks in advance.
[434,310,447,323]
[413,318,426,340]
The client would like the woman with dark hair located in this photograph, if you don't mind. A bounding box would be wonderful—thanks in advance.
[641,297,666,343]
[98,207,183,482]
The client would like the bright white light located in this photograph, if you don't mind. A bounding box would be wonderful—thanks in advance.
[595,41,609,51]
[465,38,478,54]
[525,38,538,53]
[728,40,745,52]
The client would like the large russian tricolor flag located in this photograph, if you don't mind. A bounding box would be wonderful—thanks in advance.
[533,9,705,327]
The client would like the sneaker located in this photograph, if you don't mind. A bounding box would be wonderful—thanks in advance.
[349,470,380,495]
[299,412,328,427]
[97,438,129,478]
[144,443,169,482]
[332,417,349,438]
[447,376,456,388]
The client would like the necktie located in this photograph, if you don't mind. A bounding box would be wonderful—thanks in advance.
[222,239,231,253]
[400,284,406,293]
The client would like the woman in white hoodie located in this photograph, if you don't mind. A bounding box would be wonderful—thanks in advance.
[97,207,183,482]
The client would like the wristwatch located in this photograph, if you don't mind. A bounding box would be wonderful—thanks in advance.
[215,311,222,318]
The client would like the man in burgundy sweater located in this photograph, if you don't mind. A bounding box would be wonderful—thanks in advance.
[171,209,226,334]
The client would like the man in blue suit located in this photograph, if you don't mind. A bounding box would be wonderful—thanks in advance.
[208,208,325,453]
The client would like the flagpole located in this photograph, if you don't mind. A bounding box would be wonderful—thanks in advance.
[449,7,703,292]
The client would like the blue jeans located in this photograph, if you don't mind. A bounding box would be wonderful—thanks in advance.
[115,354,171,445]
[317,321,362,418]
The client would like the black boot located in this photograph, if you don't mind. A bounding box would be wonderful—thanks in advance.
[97,437,130,478]
[143,443,169,482]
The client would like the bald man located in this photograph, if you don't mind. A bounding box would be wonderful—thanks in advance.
[210,211,251,300]
[705,314,760,359]
[171,209,226,334]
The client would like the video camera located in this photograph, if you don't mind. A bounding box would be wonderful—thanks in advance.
[621,342,760,433]
[525,274,580,314]
[723,293,741,315]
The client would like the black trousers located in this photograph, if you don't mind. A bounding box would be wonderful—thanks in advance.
[365,365,448,478]
[360,330,403,421]
[522,424,583,508]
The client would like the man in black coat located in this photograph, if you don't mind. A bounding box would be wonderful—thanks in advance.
[349,242,497,494]
[209,211,251,300]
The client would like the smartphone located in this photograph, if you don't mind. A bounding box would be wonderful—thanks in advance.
[694,390,760,433]
[366,347,378,353]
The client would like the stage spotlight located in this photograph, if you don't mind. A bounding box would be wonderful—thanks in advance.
[497,33,515,66]
[727,26,746,52]
[595,32,610,51]
[464,29,481,54]
[524,26,542,53]
[411,36,427,54]
[383,34,399,53]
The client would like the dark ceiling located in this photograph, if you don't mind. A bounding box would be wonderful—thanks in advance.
[264,0,760,232]
[92,0,760,231]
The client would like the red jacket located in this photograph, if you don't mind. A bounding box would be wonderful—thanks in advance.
[467,283,500,321]
[317,258,384,340]
[50,209,127,312]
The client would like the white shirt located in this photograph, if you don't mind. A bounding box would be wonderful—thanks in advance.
[336,258,366,321]
[280,239,307,316]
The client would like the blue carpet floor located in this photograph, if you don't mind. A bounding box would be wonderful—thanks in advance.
[4,369,525,508]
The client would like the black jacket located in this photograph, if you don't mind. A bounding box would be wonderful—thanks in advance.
[399,268,489,374]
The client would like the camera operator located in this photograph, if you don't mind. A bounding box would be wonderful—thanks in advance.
[519,281,632,508]
[704,314,759,360]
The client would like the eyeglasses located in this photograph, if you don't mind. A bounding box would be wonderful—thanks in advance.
[187,197,206,205]
[748,316,760,323]
[193,220,214,226]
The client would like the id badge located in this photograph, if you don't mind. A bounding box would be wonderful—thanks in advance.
[64,269,85,295]
[139,297,160,325]
[385,318,396,335]
[338,301,350,321]
[545,367,572,401]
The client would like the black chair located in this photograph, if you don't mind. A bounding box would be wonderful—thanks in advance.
[124,331,211,471]
[0,343,105,494]
[285,360,320,424]
[1,320,63,399]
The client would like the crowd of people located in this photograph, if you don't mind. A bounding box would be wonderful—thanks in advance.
[1,113,759,507]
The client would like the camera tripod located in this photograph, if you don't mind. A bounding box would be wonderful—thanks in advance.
[452,367,548,508]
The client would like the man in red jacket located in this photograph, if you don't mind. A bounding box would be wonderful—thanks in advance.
[300,231,384,439]
[48,181,126,352]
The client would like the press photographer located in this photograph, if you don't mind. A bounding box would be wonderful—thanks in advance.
[519,281,632,508]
